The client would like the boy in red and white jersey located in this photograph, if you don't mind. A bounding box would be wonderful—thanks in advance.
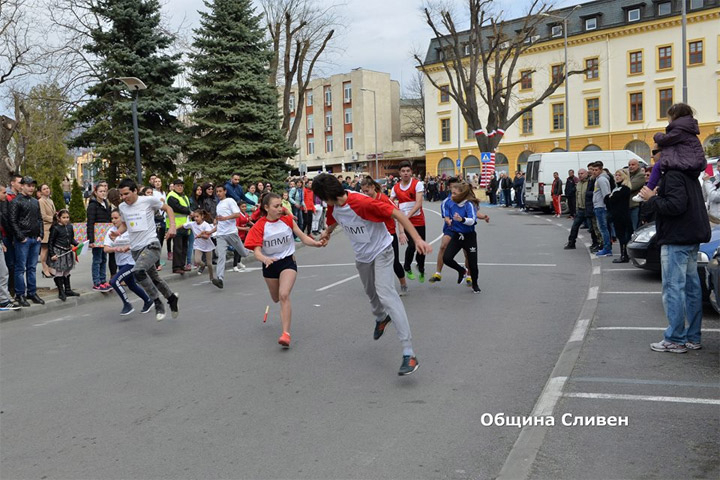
[390,160,427,283]
[245,193,324,348]
[312,174,432,376]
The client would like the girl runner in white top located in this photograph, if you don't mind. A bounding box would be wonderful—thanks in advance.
[183,209,217,280]
[312,174,432,376]
[244,193,325,348]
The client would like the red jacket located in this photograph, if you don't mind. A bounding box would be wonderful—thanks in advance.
[303,188,315,213]
[236,211,250,242]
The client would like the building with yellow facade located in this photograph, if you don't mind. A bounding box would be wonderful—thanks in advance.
[420,0,720,177]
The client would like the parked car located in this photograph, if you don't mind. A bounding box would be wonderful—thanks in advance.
[627,222,720,301]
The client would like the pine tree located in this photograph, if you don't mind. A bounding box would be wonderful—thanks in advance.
[51,177,66,209]
[186,0,295,184]
[67,0,188,186]
[69,181,87,223]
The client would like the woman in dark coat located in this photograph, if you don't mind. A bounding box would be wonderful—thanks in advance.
[199,183,218,220]
[606,169,632,263]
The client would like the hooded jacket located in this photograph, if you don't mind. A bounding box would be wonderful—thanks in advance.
[653,116,707,173]
[86,197,111,245]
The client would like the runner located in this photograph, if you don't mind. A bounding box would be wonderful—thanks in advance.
[244,193,324,348]
[442,181,487,294]
[112,178,179,321]
[212,184,250,289]
[429,176,466,284]
[359,176,409,295]
[312,173,432,376]
[390,160,427,283]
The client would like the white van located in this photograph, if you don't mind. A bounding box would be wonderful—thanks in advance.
[524,150,646,212]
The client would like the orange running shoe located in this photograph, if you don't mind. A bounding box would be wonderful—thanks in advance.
[278,332,291,347]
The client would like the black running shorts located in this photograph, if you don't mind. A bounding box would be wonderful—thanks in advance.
[262,255,298,279]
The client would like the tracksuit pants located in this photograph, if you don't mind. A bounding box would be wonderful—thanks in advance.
[215,233,249,281]
[403,225,426,274]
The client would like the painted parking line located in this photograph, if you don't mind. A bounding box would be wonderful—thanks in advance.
[564,392,720,405]
[602,291,662,294]
[603,268,641,272]
[594,326,720,333]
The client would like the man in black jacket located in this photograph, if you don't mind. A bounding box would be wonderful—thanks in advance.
[9,176,44,306]
[0,184,20,309]
[644,148,710,353]
[565,169,578,217]
[500,173,513,207]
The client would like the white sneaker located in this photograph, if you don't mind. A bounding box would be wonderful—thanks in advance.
[631,194,644,203]
[232,265,246,272]
[399,285,408,296]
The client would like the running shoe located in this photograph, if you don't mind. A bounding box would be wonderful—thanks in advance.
[140,298,154,314]
[373,315,392,340]
[167,293,180,319]
[0,301,21,310]
[197,265,205,275]
[472,286,482,294]
[685,341,702,350]
[418,273,425,283]
[650,340,687,353]
[120,303,135,316]
[154,299,166,321]
[465,275,472,287]
[212,278,224,289]
[405,269,416,281]
[399,285,408,296]
[428,273,442,283]
[92,284,103,292]
[278,332,291,347]
[184,264,192,271]
[398,355,419,376]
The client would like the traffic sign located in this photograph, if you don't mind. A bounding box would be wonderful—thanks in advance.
[456,158,461,168]
[481,152,493,163]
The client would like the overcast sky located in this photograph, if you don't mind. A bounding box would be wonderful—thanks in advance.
[164,0,586,95]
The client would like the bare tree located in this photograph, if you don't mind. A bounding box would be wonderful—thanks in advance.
[415,0,587,153]
[260,0,342,147]
[401,70,426,150]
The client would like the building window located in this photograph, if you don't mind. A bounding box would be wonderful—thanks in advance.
[324,87,332,106]
[522,110,533,134]
[658,45,672,70]
[586,98,600,126]
[307,138,315,155]
[326,135,333,153]
[344,108,352,124]
[439,85,450,103]
[657,2,671,15]
[520,70,532,90]
[343,83,352,103]
[552,103,565,131]
[630,92,643,122]
[689,40,703,65]
[690,0,703,9]
[466,123,474,140]
[344,133,353,150]
[551,64,564,85]
[585,17,597,31]
[629,50,643,74]
[627,8,640,22]
[585,58,599,80]
[440,118,451,143]
[306,114,314,132]
[306,91,313,107]
[658,88,673,118]
[551,25,563,37]
[289,94,295,112]
[325,112,332,130]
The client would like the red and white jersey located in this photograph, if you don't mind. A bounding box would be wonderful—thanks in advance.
[244,215,295,260]
[375,192,397,235]
[391,178,425,226]
[327,191,394,263]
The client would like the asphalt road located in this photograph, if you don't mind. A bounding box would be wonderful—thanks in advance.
[1,204,716,479]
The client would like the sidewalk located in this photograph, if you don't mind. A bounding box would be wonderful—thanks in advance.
[0,247,260,322]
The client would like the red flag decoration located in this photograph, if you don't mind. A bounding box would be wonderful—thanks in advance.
[479,152,495,188]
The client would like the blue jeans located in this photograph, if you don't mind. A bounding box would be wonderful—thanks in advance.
[14,237,40,296]
[660,244,702,344]
[91,247,107,285]
[63,192,71,205]
[629,207,640,232]
[593,207,612,252]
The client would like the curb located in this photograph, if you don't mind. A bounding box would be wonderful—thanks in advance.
[496,226,602,480]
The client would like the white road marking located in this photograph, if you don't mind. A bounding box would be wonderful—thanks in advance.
[33,316,71,327]
[594,326,720,333]
[532,376,568,416]
[568,319,591,343]
[587,286,599,300]
[316,274,360,292]
[602,291,662,295]
[592,266,601,275]
[603,268,640,272]
[565,392,720,405]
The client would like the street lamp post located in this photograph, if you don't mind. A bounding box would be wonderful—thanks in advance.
[116,77,147,185]
[542,6,579,152]
[681,0,687,103]
[361,88,378,178]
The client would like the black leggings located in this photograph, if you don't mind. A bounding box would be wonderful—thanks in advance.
[303,211,313,235]
[404,225,426,274]
[391,234,405,280]
[443,231,479,289]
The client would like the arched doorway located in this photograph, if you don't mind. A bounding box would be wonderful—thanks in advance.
[495,152,509,175]
[551,147,566,152]
[583,144,601,151]
[463,155,480,179]
[624,140,651,162]
[515,151,530,173]
[437,157,455,177]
